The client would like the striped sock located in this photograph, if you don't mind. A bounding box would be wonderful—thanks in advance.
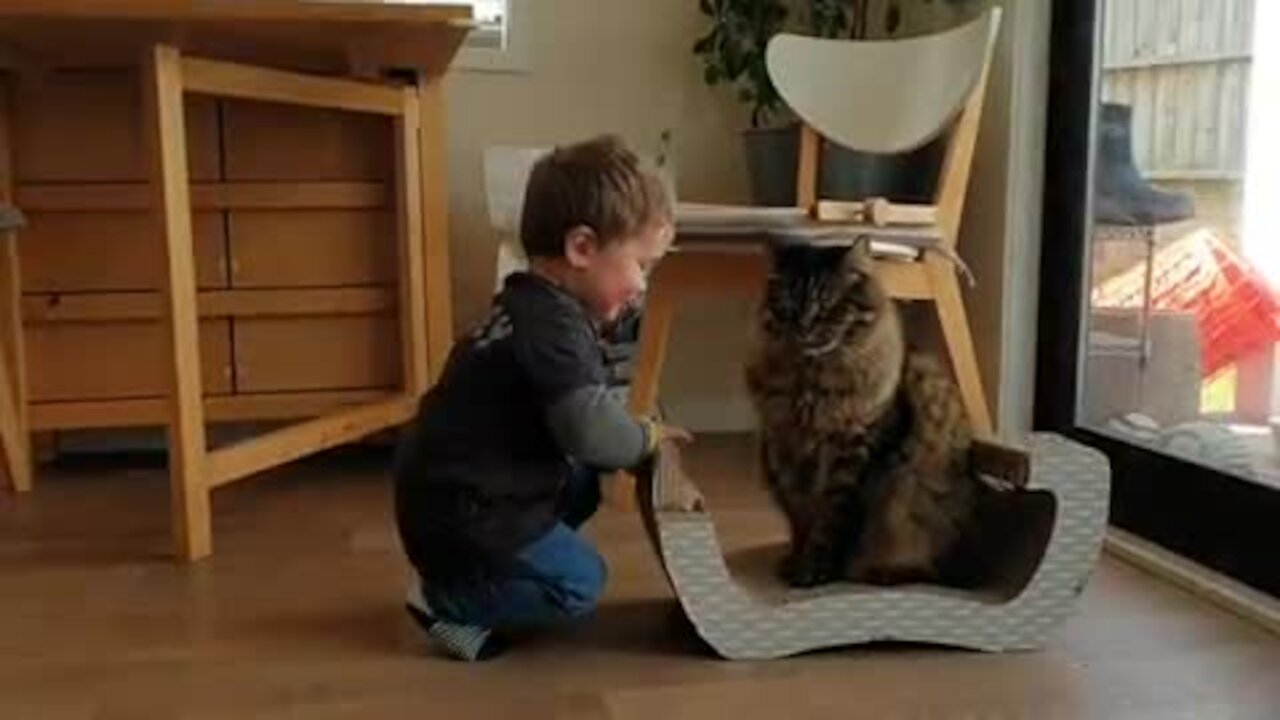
[405,582,503,662]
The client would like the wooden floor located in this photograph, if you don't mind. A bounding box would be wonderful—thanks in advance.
[2,435,1278,719]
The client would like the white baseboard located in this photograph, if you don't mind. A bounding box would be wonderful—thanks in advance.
[1104,527,1280,637]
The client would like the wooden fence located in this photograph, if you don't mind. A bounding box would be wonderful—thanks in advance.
[1101,0,1255,181]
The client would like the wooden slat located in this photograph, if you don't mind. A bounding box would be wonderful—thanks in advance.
[814,199,939,227]
[228,210,394,288]
[20,211,226,292]
[878,261,932,300]
[29,390,394,431]
[932,29,994,246]
[222,98,392,182]
[216,182,389,209]
[417,73,454,384]
[0,78,31,492]
[143,43,211,561]
[16,181,389,211]
[207,396,415,489]
[12,69,220,183]
[26,319,232,402]
[234,315,400,393]
[0,11,472,76]
[796,124,820,209]
[181,55,404,116]
[927,255,993,437]
[23,288,395,323]
[654,245,931,301]
[654,248,768,297]
[212,288,393,318]
[0,2,470,24]
[396,86,429,395]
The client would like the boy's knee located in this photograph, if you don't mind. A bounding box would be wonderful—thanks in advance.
[557,553,607,618]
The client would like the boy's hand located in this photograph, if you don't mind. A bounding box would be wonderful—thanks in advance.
[672,474,706,513]
[650,425,702,512]
[641,417,693,455]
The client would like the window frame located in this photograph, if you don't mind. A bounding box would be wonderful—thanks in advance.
[454,0,530,74]
[1036,0,1280,599]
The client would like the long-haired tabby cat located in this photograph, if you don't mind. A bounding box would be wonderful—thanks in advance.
[745,238,982,588]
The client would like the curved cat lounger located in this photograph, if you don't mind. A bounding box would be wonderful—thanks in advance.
[636,434,1110,660]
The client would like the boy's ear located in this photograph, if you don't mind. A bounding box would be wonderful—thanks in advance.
[564,225,598,269]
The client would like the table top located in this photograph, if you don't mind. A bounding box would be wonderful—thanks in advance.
[0,1,473,75]
[675,202,936,260]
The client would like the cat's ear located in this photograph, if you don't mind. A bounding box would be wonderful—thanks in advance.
[844,235,875,273]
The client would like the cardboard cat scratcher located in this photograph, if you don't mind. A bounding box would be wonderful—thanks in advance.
[635,434,1110,660]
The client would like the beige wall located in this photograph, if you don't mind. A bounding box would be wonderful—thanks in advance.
[441,0,1048,435]
[442,0,749,329]
[441,0,758,431]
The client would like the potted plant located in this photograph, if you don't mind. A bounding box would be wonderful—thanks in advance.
[694,0,983,206]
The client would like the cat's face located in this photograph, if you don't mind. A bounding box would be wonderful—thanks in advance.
[762,240,885,355]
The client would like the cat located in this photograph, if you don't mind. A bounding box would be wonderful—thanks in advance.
[744,238,981,589]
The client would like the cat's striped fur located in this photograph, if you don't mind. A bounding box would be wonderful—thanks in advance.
[745,240,980,588]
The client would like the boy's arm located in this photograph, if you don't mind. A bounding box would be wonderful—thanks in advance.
[513,306,654,470]
[545,386,653,470]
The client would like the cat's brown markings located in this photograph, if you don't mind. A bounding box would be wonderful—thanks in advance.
[745,240,979,588]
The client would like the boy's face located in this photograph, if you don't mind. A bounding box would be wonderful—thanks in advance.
[564,219,674,324]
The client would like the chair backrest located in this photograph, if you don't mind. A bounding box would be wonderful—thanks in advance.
[765,8,1001,155]
[483,145,551,235]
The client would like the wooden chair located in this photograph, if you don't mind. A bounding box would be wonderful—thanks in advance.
[768,7,1003,434]
[612,11,1002,510]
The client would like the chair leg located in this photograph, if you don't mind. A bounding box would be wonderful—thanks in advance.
[926,256,994,438]
[626,271,679,419]
[604,261,681,511]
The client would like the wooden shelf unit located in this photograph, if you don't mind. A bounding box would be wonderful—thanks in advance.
[0,3,468,561]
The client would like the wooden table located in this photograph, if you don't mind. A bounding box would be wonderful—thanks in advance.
[607,210,992,510]
[0,2,470,561]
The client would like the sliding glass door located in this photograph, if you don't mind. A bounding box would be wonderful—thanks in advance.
[1038,0,1280,596]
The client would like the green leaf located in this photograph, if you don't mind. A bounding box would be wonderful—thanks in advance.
[704,65,722,85]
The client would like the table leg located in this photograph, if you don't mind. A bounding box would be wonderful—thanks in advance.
[0,80,30,493]
[143,44,212,561]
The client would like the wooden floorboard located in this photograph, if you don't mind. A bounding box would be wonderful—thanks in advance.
[1,435,1277,718]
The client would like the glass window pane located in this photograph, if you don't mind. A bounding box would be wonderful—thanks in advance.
[1081,0,1280,489]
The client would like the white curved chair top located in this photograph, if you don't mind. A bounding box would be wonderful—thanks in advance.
[483,145,550,234]
[766,7,1001,154]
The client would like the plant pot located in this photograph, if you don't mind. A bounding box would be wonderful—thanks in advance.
[743,125,802,207]
[743,123,949,206]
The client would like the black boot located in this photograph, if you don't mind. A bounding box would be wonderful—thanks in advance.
[1094,102,1195,226]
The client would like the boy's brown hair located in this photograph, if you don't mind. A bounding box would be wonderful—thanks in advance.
[519,135,673,259]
